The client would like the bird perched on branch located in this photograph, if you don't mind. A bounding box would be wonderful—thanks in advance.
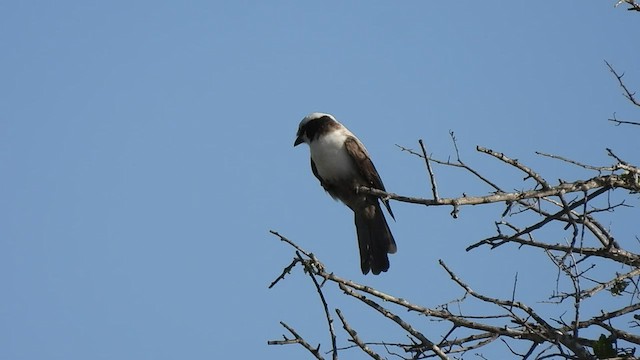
[294,113,396,275]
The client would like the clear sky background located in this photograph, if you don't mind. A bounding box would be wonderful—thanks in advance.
[2,2,638,359]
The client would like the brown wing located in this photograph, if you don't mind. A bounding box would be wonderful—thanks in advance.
[344,137,395,220]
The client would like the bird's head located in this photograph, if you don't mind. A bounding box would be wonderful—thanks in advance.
[294,112,338,147]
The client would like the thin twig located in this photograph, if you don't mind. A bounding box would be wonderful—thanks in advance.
[608,114,640,126]
[270,230,314,259]
[439,260,594,359]
[335,309,384,360]
[419,139,439,200]
[268,322,325,360]
[466,187,609,251]
[536,151,615,172]
[338,283,450,360]
[605,60,640,107]
[303,258,338,360]
[479,147,550,189]
[269,257,301,289]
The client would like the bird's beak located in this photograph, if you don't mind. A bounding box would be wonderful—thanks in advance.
[294,136,304,147]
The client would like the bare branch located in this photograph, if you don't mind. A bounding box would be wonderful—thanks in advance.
[335,309,385,360]
[419,139,440,200]
[439,260,559,343]
[337,282,450,360]
[536,151,617,172]
[605,60,640,107]
[303,257,338,360]
[269,230,317,260]
[268,321,325,360]
[269,257,300,289]
[359,172,637,212]
[466,186,609,251]
[580,267,640,299]
[478,146,550,189]
[596,322,640,346]
[608,113,640,127]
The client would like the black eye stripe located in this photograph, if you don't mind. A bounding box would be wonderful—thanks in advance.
[303,116,335,141]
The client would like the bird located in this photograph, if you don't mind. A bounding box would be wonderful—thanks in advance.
[294,112,396,275]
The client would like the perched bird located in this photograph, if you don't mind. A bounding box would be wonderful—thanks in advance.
[294,112,396,275]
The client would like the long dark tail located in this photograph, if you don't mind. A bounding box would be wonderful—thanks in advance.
[354,202,397,275]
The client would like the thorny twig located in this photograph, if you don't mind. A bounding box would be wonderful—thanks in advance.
[606,60,640,107]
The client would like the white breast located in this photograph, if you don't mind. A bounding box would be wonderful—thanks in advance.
[309,130,356,181]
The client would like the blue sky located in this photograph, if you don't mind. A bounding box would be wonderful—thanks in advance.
[1,2,638,359]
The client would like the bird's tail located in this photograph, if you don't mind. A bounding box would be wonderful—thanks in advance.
[354,202,397,275]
